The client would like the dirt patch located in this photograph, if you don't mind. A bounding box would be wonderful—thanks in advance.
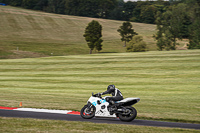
[176,43,188,50]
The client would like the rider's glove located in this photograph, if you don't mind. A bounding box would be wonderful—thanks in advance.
[97,92,101,97]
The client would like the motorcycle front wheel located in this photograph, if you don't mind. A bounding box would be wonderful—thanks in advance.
[118,106,137,122]
[80,105,96,119]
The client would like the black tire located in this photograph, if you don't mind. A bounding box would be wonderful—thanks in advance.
[118,106,137,122]
[80,105,95,119]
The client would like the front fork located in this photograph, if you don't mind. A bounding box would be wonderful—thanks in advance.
[86,102,94,112]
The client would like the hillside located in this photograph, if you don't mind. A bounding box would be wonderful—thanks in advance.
[0,6,187,59]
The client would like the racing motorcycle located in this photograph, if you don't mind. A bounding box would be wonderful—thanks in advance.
[80,93,140,122]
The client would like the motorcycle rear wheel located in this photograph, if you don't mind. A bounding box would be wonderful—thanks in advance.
[80,105,95,119]
[118,106,137,122]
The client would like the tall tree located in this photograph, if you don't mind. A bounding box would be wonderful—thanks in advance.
[165,3,189,49]
[153,11,165,51]
[188,4,200,49]
[122,1,136,21]
[117,21,138,47]
[47,0,66,14]
[22,0,39,9]
[9,0,22,6]
[34,0,48,11]
[65,0,99,18]
[140,5,157,24]
[154,3,189,50]
[83,20,103,54]
[98,0,117,18]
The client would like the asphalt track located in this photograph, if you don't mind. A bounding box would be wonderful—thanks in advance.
[0,109,200,130]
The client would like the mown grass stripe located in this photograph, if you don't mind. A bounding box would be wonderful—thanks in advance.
[0,50,200,123]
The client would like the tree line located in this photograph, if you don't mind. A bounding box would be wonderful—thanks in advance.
[0,0,181,23]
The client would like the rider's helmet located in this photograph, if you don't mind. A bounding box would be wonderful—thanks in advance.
[107,85,115,92]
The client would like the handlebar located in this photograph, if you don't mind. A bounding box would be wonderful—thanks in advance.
[92,92,102,98]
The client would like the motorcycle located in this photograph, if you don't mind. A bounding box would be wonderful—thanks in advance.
[80,93,140,122]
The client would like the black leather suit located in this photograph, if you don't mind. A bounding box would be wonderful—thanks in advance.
[102,88,123,102]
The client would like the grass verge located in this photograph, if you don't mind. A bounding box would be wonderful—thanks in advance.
[0,117,199,133]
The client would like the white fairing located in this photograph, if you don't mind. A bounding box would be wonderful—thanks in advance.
[87,96,140,118]
[88,96,116,118]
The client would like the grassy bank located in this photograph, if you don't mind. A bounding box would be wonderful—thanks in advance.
[0,6,188,59]
[0,50,199,123]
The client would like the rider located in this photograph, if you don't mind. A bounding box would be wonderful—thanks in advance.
[101,85,123,105]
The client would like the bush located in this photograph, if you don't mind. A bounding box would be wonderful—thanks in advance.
[127,35,147,52]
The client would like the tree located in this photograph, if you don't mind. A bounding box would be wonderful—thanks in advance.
[65,0,99,18]
[127,35,147,52]
[122,1,137,21]
[34,0,48,11]
[98,0,117,18]
[153,11,175,51]
[154,3,190,50]
[140,5,157,24]
[47,0,66,14]
[83,20,103,54]
[167,3,190,49]
[22,0,39,9]
[9,0,23,6]
[188,4,200,49]
[65,0,118,19]
[109,7,124,20]
[117,21,138,47]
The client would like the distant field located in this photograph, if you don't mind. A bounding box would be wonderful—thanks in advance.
[0,50,199,123]
[0,6,188,59]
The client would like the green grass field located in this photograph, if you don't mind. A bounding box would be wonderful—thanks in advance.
[0,6,188,59]
[0,50,199,124]
[0,5,199,133]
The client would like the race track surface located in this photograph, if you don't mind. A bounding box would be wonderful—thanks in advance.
[0,109,200,130]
